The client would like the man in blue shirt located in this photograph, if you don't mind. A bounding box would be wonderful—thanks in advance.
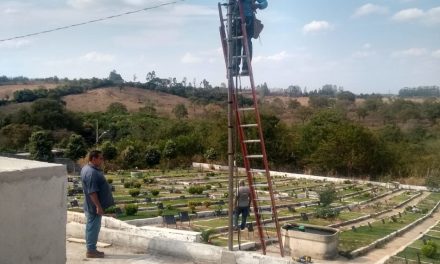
[232,0,268,76]
[81,150,114,258]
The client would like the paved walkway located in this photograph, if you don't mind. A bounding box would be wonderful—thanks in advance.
[67,240,196,264]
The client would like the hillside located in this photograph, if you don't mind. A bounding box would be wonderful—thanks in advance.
[0,83,58,99]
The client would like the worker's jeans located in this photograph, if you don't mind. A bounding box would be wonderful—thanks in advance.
[234,206,249,230]
[85,211,102,251]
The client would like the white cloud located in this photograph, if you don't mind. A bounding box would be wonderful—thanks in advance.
[80,51,115,62]
[181,52,202,64]
[353,51,376,59]
[392,8,424,21]
[353,4,388,18]
[363,43,372,49]
[4,8,18,14]
[391,48,428,58]
[253,51,291,63]
[392,7,440,25]
[67,0,101,9]
[303,20,332,34]
[433,50,440,59]
[0,39,31,49]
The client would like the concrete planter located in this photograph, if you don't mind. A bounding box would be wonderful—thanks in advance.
[282,223,339,260]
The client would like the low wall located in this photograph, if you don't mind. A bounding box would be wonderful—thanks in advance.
[192,163,428,191]
[0,157,67,264]
[67,213,295,264]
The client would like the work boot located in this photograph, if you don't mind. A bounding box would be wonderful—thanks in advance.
[86,250,104,258]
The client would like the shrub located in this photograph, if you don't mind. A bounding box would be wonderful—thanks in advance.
[421,240,438,258]
[200,229,215,243]
[124,204,138,216]
[151,189,160,196]
[188,185,205,195]
[205,184,212,190]
[107,178,113,184]
[203,200,211,208]
[343,180,352,184]
[166,204,174,210]
[316,207,340,219]
[123,182,132,188]
[105,206,117,214]
[133,182,142,189]
[318,186,337,207]
[129,189,140,197]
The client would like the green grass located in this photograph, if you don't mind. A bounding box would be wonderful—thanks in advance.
[339,212,423,253]
[396,246,440,262]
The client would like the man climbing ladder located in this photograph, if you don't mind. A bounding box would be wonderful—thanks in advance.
[232,0,268,76]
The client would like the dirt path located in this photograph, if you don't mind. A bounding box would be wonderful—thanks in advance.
[339,191,430,230]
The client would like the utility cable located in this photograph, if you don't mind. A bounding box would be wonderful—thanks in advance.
[0,0,184,42]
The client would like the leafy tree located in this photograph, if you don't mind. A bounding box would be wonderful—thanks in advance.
[101,141,118,160]
[172,103,188,119]
[120,145,139,169]
[107,102,128,114]
[204,147,218,162]
[0,124,32,151]
[163,140,177,160]
[337,91,356,102]
[65,134,87,161]
[144,145,161,167]
[29,131,54,162]
[108,70,124,84]
[309,95,332,108]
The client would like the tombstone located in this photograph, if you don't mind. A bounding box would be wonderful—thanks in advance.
[391,216,397,223]
[111,185,115,192]
[179,211,191,225]
[382,219,385,224]
[300,213,309,221]
[368,222,372,229]
[70,199,79,207]
[288,206,295,213]
[351,226,357,232]
[163,215,177,228]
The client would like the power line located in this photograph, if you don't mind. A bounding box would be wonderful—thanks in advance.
[0,0,185,42]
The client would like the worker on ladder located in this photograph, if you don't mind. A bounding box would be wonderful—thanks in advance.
[232,0,268,76]
[234,180,251,230]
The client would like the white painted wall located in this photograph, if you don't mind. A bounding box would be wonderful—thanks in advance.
[0,157,67,264]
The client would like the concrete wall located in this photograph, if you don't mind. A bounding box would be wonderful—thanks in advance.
[0,157,67,264]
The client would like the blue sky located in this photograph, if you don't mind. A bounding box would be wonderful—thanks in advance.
[0,0,439,94]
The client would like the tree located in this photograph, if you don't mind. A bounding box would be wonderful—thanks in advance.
[204,147,218,162]
[108,70,124,84]
[65,134,87,161]
[144,145,161,167]
[101,141,118,160]
[29,131,54,162]
[107,102,128,114]
[0,124,32,151]
[120,145,139,169]
[163,140,177,160]
[172,103,188,119]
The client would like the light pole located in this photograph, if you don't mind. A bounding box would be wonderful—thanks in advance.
[95,120,109,145]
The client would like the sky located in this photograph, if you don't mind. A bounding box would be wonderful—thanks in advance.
[0,0,439,94]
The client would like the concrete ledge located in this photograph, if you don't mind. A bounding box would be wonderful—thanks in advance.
[67,221,295,264]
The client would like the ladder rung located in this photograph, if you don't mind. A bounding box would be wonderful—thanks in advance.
[246,155,263,159]
[258,211,273,215]
[238,107,255,111]
[253,184,268,187]
[237,90,253,95]
[232,36,244,40]
[255,197,272,201]
[240,124,258,128]
[244,139,261,143]
[250,169,266,173]
[264,237,279,243]
[233,55,247,59]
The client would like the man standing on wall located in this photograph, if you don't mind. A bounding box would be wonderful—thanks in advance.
[234,180,251,230]
[81,150,114,258]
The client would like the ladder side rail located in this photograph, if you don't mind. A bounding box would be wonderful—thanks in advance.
[218,3,228,66]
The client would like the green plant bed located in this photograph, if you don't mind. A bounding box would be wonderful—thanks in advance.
[426,232,440,239]
[192,215,256,229]
[396,246,440,262]
[418,192,440,211]
[387,193,415,205]
[339,212,423,253]
[209,237,251,247]
[116,210,159,221]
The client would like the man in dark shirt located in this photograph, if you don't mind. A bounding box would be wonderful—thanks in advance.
[81,150,114,258]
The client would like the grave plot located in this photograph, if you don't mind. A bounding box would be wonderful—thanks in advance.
[338,192,440,257]
[386,221,440,264]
